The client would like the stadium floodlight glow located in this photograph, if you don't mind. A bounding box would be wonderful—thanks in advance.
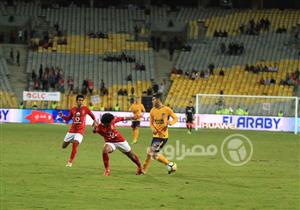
[195,93,298,134]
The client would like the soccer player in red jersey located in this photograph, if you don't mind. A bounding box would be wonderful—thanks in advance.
[59,94,97,167]
[93,113,144,176]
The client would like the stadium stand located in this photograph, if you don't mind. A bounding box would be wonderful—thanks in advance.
[0,1,299,113]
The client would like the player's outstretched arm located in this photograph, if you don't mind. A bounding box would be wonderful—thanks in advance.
[168,109,178,126]
[59,111,73,122]
[58,111,63,118]
[124,116,136,121]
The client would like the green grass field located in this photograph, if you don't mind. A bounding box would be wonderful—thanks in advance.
[0,123,299,210]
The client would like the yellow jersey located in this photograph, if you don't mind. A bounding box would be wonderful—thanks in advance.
[150,105,178,139]
[129,103,145,121]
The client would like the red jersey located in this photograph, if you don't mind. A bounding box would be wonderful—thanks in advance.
[94,117,126,143]
[63,106,95,135]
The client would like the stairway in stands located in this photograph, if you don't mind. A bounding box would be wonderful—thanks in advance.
[2,44,29,102]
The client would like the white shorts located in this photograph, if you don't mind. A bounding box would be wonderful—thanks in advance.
[63,132,84,144]
[105,141,131,153]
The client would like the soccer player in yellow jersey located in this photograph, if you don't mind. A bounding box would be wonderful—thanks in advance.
[129,97,145,144]
[143,93,178,174]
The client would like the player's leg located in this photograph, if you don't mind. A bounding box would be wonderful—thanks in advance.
[102,143,115,176]
[189,118,193,133]
[117,141,144,175]
[62,141,70,149]
[142,148,153,173]
[153,138,170,165]
[186,120,192,134]
[131,121,139,144]
[66,134,83,167]
[67,140,79,166]
[62,132,72,149]
[143,138,168,173]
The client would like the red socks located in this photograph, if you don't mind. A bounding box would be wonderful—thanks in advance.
[102,151,110,170]
[126,153,142,168]
[69,141,79,163]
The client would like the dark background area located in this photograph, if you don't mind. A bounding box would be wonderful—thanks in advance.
[3,0,300,9]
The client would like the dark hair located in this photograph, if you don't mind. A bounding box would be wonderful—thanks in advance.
[153,93,163,101]
[76,94,84,101]
[101,113,115,124]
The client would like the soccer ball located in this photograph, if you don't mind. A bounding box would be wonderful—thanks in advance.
[167,162,177,173]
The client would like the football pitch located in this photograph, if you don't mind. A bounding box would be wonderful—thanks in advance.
[0,123,299,210]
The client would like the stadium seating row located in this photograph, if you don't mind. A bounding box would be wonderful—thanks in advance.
[176,32,299,71]
[205,9,300,37]
[166,59,299,113]
[35,34,149,54]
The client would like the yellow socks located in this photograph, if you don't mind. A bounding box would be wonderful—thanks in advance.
[156,154,170,165]
[133,129,139,141]
[143,154,152,173]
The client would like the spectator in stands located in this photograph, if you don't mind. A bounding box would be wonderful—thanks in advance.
[114,104,120,111]
[239,24,245,34]
[131,87,135,96]
[158,82,165,94]
[265,78,271,85]
[134,25,139,40]
[171,66,177,74]
[59,77,65,92]
[215,90,224,107]
[219,69,225,76]
[190,72,196,80]
[88,102,94,111]
[200,70,204,78]
[259,78,265,85]
[177,68,183,75]
[270,77,276,84]
[220,42,226,54]
[181,44,192,52]
[9,31,16,43]
[34,79,40,90]
[67,76,74,94]
[278,110,284,117]
[155,36,161,52]
[184,71,190,78]
[81,79,88,95]
[126,74,132,81]
[146,87,153,96]
[19,101,25,109]
[18,29,23,43]
[10,48,14,64]
[279,79,286,85]
[100,79,108,96]
[51,101,58,110]
[276,27,287,34]
[208,63,215,75]
[32,102,38,109]
[16,50,20,66]
[42,70,49,91]
[48,68,56,90]
[100,103,105,111]
[150,35,156,49]
[31,69,37,81]
[204,70,209,79]
[245,64,250,71]
[152,82,159,94]
[168,41,175,61]
[118,89,124,96]
[168,20,174,27]
[88,79,94,94]
[39,64,43,80]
